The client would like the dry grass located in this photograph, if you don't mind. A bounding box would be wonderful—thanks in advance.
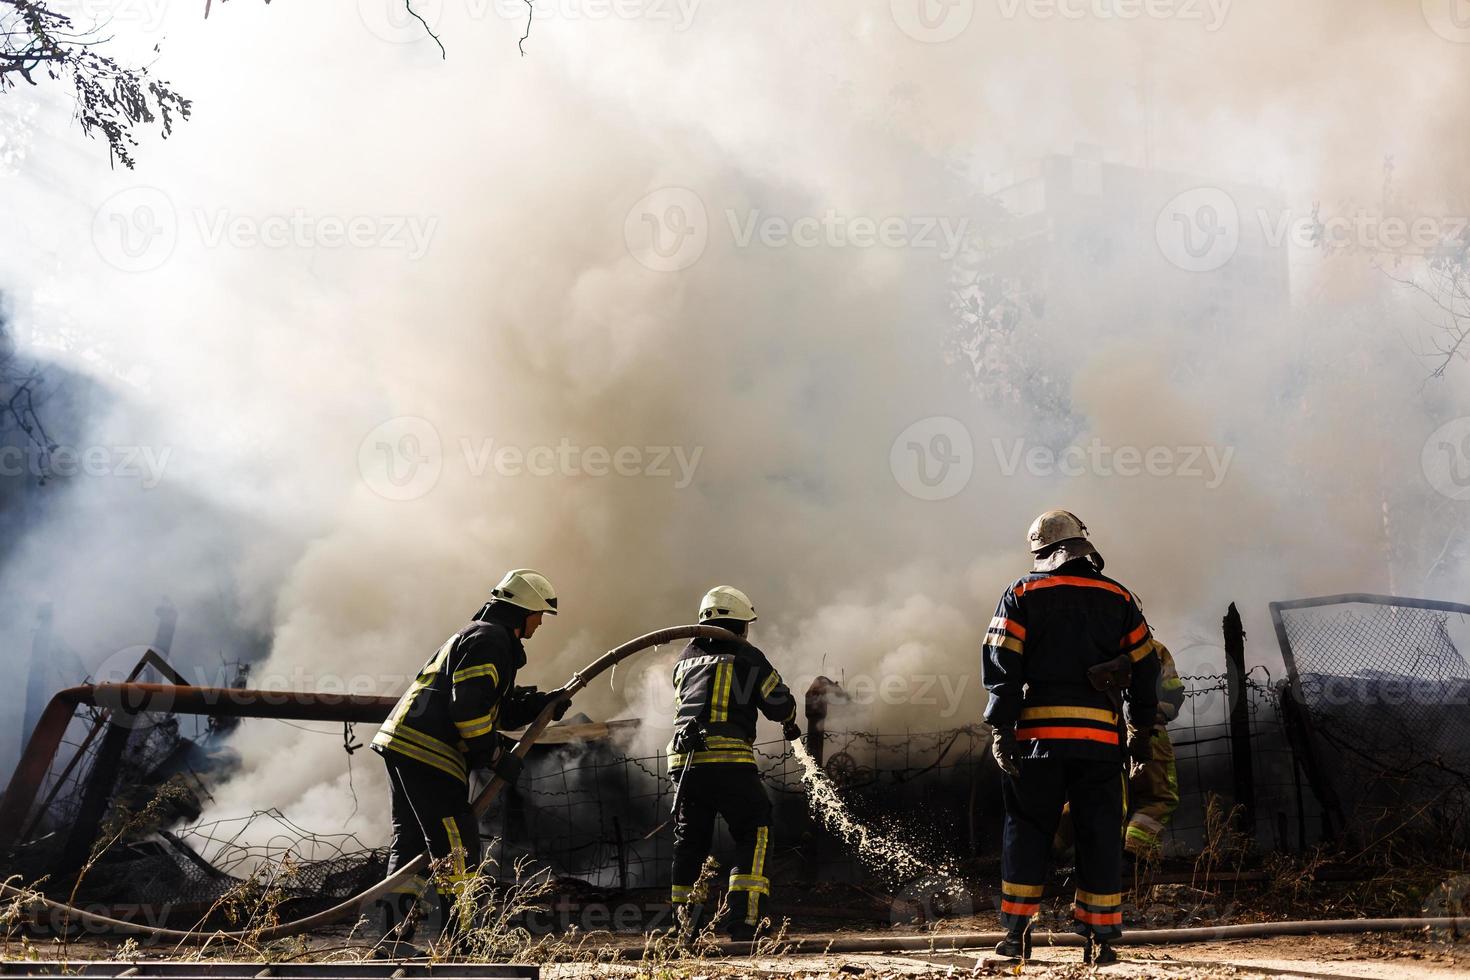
[1,840,802,973]
[1190,795,1251,893]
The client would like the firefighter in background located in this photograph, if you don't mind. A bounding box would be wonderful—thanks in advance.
[983,511,1160,965]
[668,586,801,942]
[1051,637,1186,859]
[371,569,570,946]
[1125,639,1185,857]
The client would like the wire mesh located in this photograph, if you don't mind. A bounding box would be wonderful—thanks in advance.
[11,637,1424,905]
[1272,595,1470,850]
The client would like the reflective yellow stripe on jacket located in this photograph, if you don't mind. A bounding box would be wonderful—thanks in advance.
[667,734,757,769]
[372,724,468,782]
[373,634,473,782]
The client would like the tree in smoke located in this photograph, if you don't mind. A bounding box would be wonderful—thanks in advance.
[0,303,54,480]
[1396,236,1470,380]
[0,0,191,168]
[945,217,1084,446]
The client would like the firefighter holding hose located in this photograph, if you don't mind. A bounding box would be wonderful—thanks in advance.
[667,586,801,942]
[982,512,1160,965]
[370,568,570,946]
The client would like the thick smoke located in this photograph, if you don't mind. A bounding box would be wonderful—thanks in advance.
[1,0,1468,843]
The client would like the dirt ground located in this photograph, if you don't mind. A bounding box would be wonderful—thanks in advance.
[539,934,1470,978]
[5,932,1468,978]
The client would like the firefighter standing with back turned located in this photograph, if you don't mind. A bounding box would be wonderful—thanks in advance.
[982,512,1161,965]
[667,586,800,943]
[371,569,570,948]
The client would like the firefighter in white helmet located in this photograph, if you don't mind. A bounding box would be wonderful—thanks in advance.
[982,512,1161,965]
[371,569,570,946]
[667,586,799,943]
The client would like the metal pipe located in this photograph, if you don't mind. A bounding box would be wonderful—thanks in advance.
[0,624,739,945]
[0,686,400,841]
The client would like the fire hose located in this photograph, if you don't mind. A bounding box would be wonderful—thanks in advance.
[691,916,1470,956]
[0,624,741,945]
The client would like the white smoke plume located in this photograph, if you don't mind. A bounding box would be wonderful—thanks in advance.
[1,0,1468,845]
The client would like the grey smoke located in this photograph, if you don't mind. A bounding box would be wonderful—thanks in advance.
[0,0,1466,843]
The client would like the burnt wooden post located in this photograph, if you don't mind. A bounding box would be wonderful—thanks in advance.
[802,676,844,880]
[1222,602,1256,832]
[612,815,629,892]
[804,676,843,767]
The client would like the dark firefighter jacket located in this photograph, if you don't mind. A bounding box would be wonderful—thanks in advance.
[666,637,797,770]
[372,617,545,783]
[981,558,1161,762]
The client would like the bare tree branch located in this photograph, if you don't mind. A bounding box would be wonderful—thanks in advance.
[0,0,193,168]
[0,311,56,480]
[1385,242,1470,379]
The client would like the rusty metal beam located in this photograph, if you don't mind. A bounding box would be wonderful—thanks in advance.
[0,684,397,844]
[2,681,636,845]
[21,649,196,843]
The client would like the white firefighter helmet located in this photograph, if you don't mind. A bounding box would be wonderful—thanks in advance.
[698,585,757,623]
[1027,510,1099,572]
[489,568,559,615]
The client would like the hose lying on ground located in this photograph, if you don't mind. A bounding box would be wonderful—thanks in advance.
[693,916,1470,957]
[0,624,739,945]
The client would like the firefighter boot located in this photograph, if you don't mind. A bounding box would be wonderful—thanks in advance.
[675,902,706,947]
[1083,937,1119,965]
[994,922,1033,960]
[727,918,759,944]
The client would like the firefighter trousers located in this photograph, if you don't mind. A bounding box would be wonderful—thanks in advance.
[1054,728,1179,857]
[376,750,482,943]
[670,763,773,931]
[1124,728,1179,856]
[1000,756,1126,942]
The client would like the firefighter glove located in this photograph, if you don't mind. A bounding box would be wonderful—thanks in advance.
[544,686,572,721]
[782,719,801,742]
[991,729,1021,777]
[523,688,570,722]
[1127,727,1152,764]
[493,744,525,784]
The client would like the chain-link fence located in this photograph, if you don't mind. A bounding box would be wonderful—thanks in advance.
[1271,594,1470,853]
[480,668,1310,887]
[12,597,1465,906]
